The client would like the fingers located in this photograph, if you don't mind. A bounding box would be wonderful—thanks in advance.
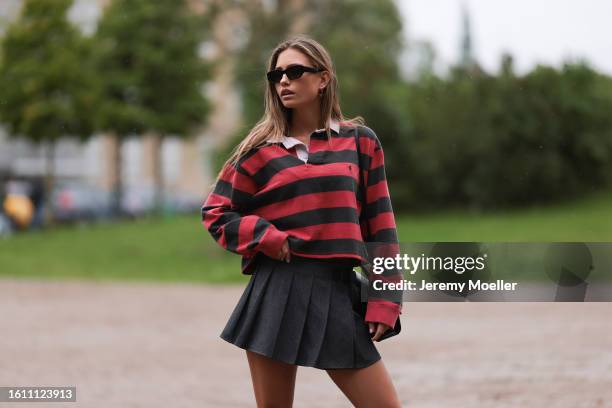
[281,241,288,262]
[277,240,291,262]
[369,322,391,342]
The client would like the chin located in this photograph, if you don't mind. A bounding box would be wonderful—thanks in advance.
[282,100,300,108]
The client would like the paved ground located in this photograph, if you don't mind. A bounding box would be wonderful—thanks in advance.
[1,278,610,407]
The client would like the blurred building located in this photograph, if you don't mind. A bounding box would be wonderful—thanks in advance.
[0,0,243,206]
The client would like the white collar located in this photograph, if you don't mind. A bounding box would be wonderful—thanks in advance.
[267,119,341,148]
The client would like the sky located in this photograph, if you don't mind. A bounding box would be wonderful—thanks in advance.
[397,0,612,76]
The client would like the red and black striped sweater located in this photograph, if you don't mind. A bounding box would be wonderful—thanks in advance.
[201,121,402,327]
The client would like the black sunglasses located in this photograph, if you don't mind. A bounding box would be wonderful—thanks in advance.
[266,64,324,83]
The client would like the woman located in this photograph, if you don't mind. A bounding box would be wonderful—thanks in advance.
[201,36,403,407]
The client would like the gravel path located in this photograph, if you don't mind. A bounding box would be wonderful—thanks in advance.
[1,278,610,407]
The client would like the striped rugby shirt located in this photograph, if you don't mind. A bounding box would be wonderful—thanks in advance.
[201,119,403,327]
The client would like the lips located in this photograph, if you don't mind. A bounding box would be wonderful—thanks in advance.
[281,90,295,96]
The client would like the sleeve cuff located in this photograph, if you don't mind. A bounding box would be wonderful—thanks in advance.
[364,299,402,328]
[259,226,289,258]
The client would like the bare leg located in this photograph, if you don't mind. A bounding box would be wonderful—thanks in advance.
[326,359,402,407]
[246,350,298,408]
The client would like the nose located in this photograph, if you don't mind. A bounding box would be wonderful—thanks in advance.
[279,73,290,84]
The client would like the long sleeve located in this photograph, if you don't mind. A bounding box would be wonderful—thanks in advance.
[359,126,404,328]
[201,161,289,261]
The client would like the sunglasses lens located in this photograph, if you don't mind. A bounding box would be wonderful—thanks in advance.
[267,70,282,83]
[286,65,305,80]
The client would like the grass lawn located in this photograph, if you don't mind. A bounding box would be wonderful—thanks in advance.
[398,189,612,242]
[1,190,611,283]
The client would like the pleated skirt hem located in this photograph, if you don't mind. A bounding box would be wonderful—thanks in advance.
[220,339,382,371]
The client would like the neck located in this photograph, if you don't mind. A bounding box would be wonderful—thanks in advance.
[289,103,323,140]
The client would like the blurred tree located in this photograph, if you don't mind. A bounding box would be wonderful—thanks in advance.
[215,0,293,172]
[94,0,214,215]
[0,0,97,222]
[408,39,438,81]
[404,58,612,210]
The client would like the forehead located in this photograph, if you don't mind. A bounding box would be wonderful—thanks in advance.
[275,48,311,69]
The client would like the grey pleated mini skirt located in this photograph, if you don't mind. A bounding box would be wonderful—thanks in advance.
[220,253,381,370]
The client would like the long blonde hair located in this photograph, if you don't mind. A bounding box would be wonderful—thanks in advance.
[210,35,365,188]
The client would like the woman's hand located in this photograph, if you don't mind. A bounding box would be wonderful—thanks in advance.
[368,322,391,342]
[276,238,291,263]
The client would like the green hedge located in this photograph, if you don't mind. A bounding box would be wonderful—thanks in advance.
[390,61,612,210]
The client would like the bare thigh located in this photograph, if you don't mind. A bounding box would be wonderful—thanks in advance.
[246,350,298,408]
[326,359,402,408]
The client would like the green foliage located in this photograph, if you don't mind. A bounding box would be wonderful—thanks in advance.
[0,0,97,142]
[93,0,213,138]
[308,0,406,131]
[397,60,612,210]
